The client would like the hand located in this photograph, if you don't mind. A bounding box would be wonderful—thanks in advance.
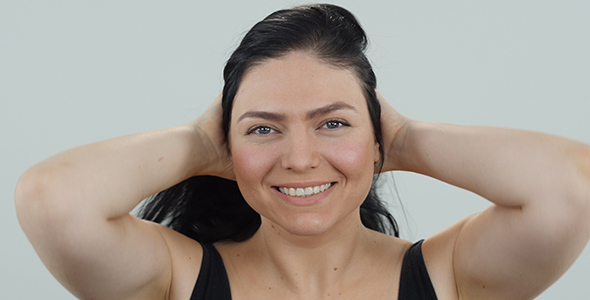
[377,91,413,172]
[187,94,235,180]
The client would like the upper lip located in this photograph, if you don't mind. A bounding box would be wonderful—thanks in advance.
[272,181,335,189]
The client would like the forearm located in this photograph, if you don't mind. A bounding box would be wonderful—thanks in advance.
[16,125,211,220]
[396,121,590,208]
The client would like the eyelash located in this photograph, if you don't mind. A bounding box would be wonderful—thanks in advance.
[321,119,350,130]
[245,119,350,136]
[246,125,277,135]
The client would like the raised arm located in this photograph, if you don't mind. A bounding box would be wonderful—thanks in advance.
[15,95,231,300]
[379,94,590,299]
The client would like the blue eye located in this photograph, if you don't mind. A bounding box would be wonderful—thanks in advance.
[323,120,348,129]
[247,126,275,135]
[256,127,272,134]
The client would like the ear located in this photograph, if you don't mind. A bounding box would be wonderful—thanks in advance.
[374,141,380,164]
[373,141,381,174]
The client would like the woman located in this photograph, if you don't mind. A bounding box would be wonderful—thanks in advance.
[15,4,590,300]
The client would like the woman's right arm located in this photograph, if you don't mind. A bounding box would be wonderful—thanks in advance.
[15,95,229,300]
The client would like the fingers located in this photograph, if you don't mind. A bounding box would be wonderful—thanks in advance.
[186,94,235,180]
[375,91,412,172]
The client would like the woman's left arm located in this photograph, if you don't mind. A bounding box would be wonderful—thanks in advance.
[380,96,590,299]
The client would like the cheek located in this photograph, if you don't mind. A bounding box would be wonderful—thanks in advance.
[231,143,277,184]
[230,142,281,216]
[322,137,376,178]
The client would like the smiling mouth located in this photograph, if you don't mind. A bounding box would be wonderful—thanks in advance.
[276,183,334,198]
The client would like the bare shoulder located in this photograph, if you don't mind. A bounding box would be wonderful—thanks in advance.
[146,221,204,300]
[375,231,414,261]
[422,214,477,300]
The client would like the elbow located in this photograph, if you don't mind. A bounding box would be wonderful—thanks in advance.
[15,166,71,235]
[15,167,50,216]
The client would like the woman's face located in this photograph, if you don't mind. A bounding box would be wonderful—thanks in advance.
[229,52,379,236]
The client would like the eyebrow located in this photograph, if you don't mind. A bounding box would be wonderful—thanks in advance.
[237,111,285,123]
[237,102,358,123]
[306,102,357,119]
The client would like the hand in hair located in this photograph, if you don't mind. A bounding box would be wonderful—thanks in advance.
[188,93,235,180]
[376,91,413,173]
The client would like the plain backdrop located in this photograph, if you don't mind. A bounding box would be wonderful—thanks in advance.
[2,1,589,299]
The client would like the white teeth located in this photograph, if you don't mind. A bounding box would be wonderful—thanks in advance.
[278,183,333,197]
[296,188,304,196]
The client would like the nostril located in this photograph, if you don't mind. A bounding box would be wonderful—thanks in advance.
[281,146,322,172]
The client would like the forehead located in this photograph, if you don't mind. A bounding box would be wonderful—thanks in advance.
[232,52,366,115]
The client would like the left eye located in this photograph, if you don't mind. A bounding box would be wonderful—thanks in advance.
[246,126,277,135]
[322,120,347,129]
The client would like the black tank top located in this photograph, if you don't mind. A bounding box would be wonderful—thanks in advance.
[190,240,437,300]
[398,240,438,299]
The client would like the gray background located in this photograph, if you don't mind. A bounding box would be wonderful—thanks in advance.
[2,1,588,299]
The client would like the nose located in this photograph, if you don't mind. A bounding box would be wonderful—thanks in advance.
[280,129,321,172]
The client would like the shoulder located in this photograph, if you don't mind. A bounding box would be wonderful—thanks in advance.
[147,221,204,300]
[422,214,476,300]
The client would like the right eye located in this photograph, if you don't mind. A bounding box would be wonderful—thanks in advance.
[246,126,276,135]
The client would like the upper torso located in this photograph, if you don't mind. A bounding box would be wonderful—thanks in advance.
[153,219,466,300]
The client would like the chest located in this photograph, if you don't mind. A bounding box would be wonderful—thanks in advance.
[224,256,403,300]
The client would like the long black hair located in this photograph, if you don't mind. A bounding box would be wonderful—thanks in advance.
[138,4,399,243]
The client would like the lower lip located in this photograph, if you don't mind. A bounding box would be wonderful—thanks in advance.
[273,184,336,206]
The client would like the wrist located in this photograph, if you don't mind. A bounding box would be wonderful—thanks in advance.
[382,118,417,172]
[181,123,233,179]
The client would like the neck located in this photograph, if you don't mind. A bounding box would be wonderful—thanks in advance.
[246,211,380,296]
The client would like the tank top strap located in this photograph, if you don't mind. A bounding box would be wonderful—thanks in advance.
[398,240,438,300]
[190,243,232,300]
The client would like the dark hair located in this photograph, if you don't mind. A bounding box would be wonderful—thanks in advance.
[138,4,398,243]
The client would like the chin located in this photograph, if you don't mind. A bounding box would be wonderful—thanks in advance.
[266,210,357,238]
[283,219,330,237]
